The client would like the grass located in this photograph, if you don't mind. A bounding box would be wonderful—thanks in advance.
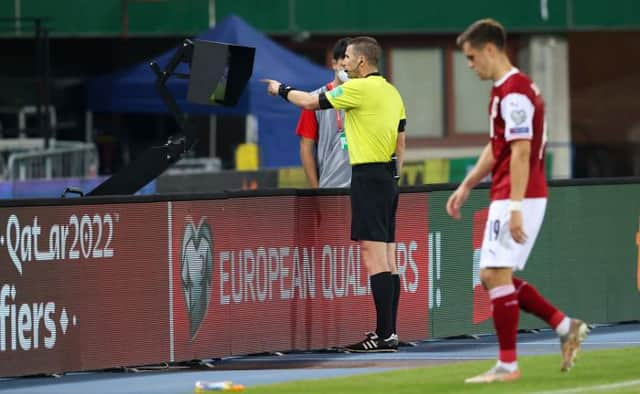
[246,347,640,394]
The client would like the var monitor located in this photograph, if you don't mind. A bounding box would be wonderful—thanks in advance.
[187,39,255,106]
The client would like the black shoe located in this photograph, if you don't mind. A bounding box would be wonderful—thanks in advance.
[344,332,398,353]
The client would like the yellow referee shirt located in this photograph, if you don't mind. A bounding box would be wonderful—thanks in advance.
[324,74,406,165]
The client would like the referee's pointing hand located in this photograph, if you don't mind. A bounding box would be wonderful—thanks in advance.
[261,79,281,96]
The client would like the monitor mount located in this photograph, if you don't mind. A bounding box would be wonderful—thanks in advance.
[87,39,254,196]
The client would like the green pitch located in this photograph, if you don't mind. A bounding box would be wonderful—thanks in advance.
[247,347,640,394]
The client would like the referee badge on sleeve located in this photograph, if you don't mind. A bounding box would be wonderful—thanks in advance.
[329,86,344,98]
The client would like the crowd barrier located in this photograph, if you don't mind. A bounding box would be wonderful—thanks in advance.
[0,178,638,377]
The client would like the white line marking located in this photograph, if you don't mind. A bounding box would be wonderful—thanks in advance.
[518,341,640,346]
[531,379,640,393]
[233,355,494,362]
[168,201,175,362]
[427,341,640,346]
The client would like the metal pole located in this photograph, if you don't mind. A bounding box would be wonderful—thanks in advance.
[43,26,53,146]
[14,0,21,35]
[35,19,44,145]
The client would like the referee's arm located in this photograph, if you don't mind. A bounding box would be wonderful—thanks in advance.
[262,79,327,110]
[287,90,322,110]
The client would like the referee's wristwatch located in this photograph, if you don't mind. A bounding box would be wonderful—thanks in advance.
[278,84,294,101]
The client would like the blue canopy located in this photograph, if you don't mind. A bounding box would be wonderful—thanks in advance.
[87,14,333,167]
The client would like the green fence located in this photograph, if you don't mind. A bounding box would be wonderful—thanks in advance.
[426,180,640,338]
[216,0,640,34]
[0,0,209,36]
[2,0,639,37]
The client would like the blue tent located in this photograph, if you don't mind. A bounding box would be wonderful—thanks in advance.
[87,14,333,167]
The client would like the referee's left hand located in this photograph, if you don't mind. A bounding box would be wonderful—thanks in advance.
[260,79,281,96]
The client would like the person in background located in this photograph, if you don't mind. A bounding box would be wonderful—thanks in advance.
[296,38,352,188]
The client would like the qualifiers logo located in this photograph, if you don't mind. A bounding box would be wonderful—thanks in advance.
[180,217,213,339]
[472,208,491,324]
[0,212,118,352]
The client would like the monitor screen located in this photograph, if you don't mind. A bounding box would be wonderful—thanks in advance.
[187,40,255,107]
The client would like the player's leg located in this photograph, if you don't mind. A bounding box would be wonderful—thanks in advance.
[466,200,521,383]
[510,198,563,324]
[466,266,521,383]
[513,276,565,326]
[512,198,589,371]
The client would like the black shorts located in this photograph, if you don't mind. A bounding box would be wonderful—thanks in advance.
[350,162,398,242]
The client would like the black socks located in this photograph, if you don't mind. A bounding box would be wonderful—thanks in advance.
[392,273,400,334]
[370,271,393,339]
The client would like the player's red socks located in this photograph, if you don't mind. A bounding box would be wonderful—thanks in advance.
[490,284,520,363]
[512,276,565,329]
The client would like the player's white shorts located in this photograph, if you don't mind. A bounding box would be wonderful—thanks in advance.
[479,198,547,271]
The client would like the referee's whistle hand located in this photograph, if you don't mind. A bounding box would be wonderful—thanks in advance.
[260,79,280,96]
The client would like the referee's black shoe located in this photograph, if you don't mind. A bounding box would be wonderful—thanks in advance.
[344,332,398,352]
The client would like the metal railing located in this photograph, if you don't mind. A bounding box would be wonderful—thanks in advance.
[4,141,98,181]
[164,157,222,175]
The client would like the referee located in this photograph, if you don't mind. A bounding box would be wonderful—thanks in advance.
[263,36,406,352]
